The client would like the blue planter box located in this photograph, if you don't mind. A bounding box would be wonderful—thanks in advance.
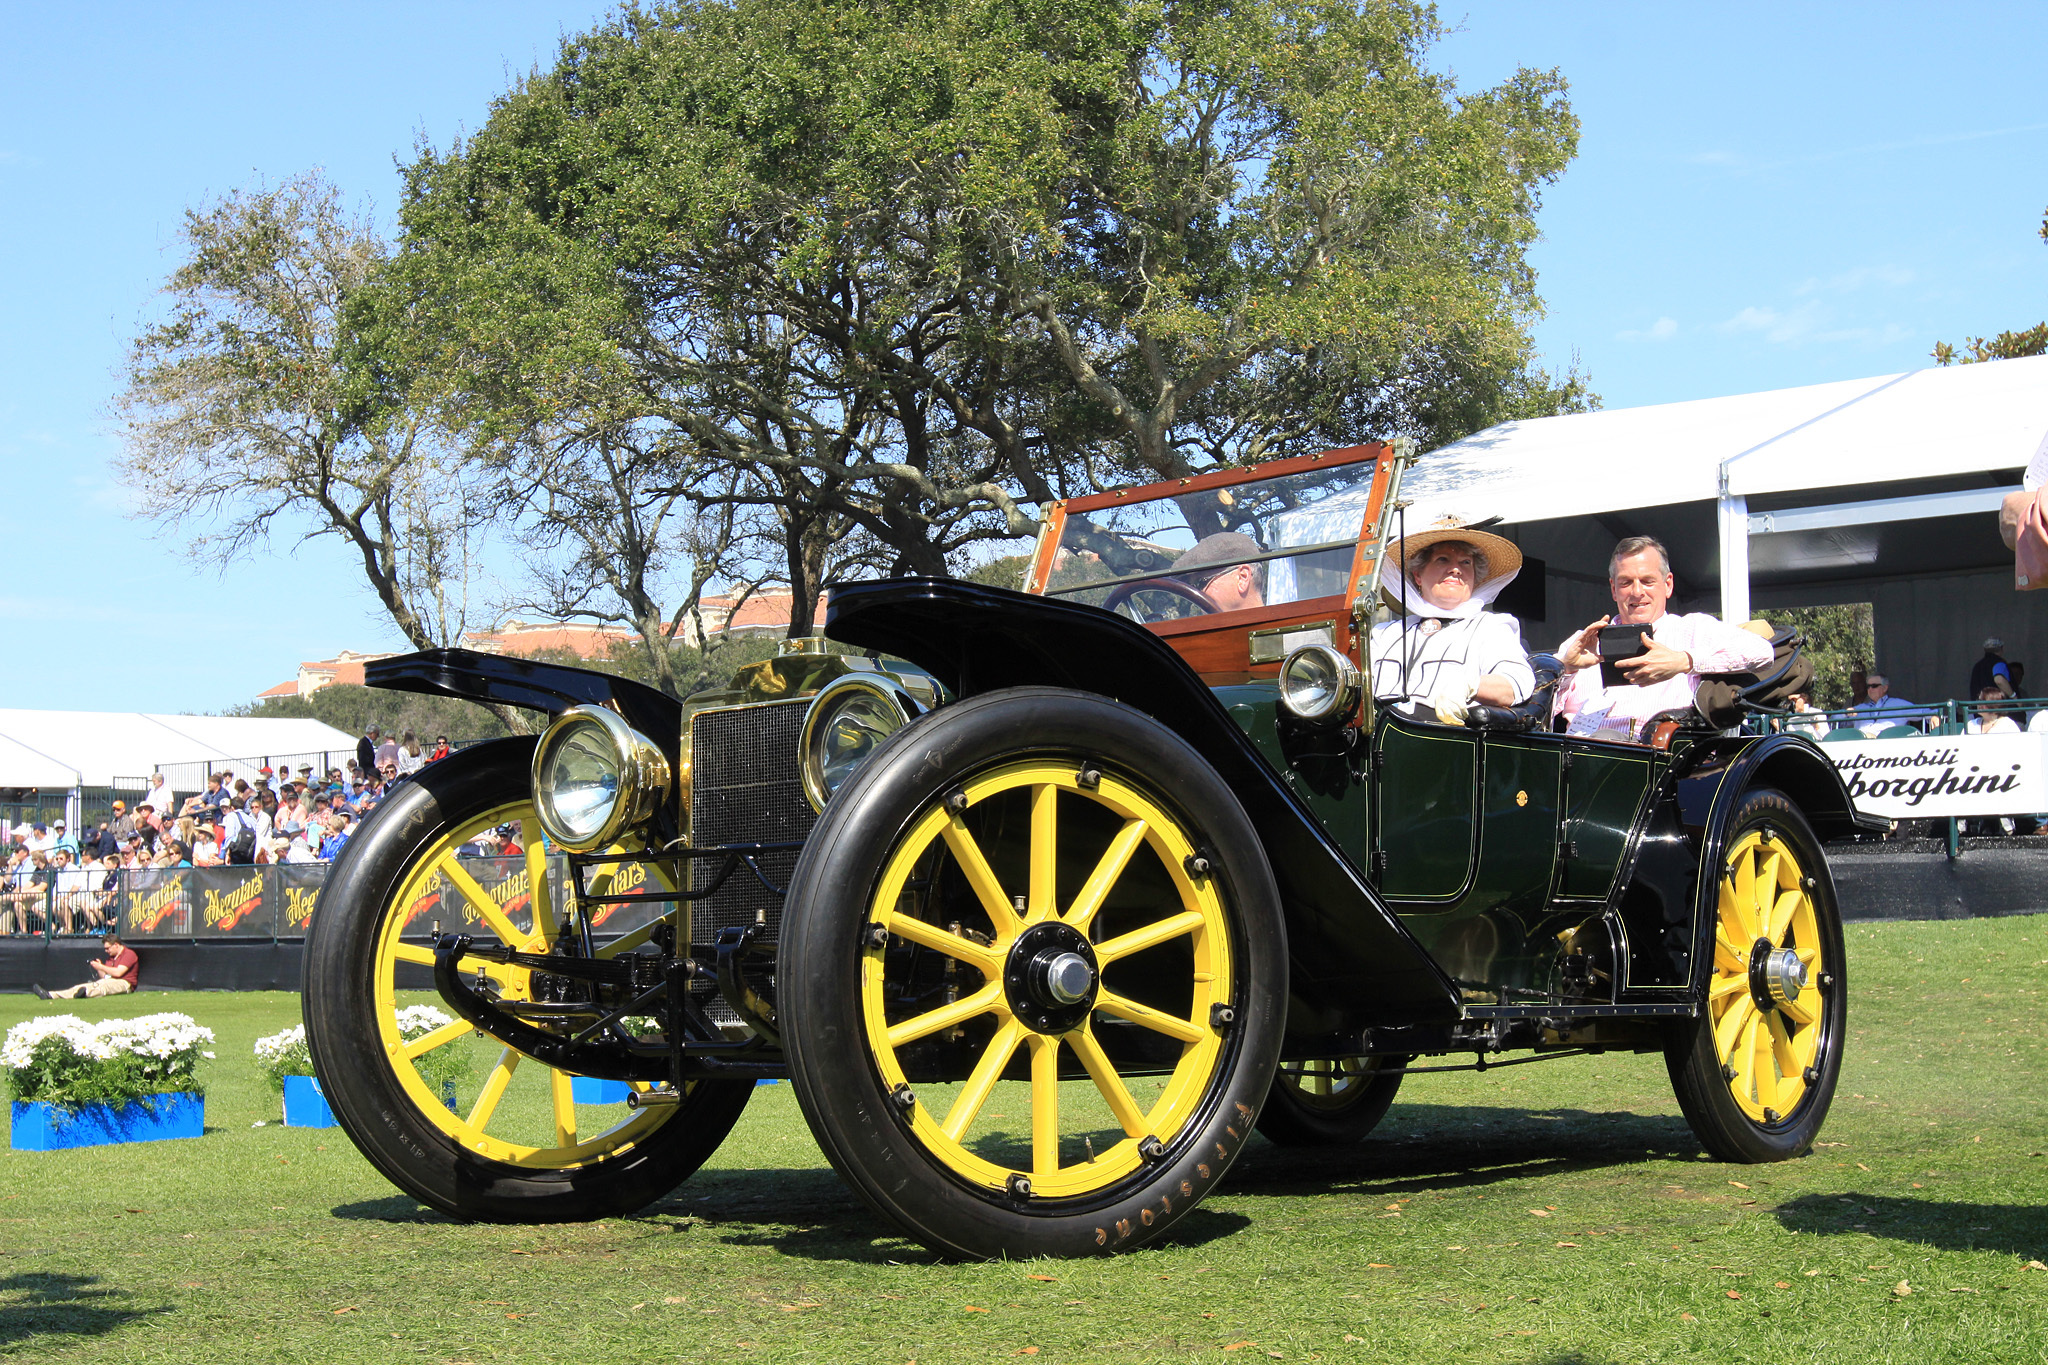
[11,1092,204,1151]
[571,1077,632,1105]
[282,1075,338,1128]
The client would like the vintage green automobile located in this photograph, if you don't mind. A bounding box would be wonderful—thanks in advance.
[303,441,1868,1258]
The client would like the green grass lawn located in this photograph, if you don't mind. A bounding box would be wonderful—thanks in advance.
[3,915,2045,1363]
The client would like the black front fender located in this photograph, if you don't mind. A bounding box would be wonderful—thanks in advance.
[364,648,684,770]
[826,578,1461,1039]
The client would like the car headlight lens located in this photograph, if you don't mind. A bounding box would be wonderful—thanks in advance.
[531,705,672,852]
[800,675,917,811]
[1278,644,1362,725]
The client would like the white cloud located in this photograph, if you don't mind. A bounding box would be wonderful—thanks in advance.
[1687,150,1741,167]
[1715,302,1912,348]
[1617,316,1679,343]
[1794,265,1916,296]
[1716,303,1821,344]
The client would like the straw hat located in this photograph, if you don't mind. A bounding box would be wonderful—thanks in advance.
[1379,515,1523,612]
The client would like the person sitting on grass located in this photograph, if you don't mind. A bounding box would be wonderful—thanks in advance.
[34,930,140,999]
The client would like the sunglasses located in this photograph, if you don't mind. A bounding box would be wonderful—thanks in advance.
[1865,682,1885,689]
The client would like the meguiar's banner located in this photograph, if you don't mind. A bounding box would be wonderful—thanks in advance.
[1822,731,2048,819]
[581,860,669,941]
[398,857,542,943]
[277,864,326,934]
[123,868,192,937]
[190,867,270,936]
[87,855,672,943]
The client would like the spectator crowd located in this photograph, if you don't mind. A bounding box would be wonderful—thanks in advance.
[0,726,458,936]
[1773,638,2048,741]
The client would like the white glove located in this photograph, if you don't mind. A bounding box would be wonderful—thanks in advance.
[1429,676,1478,726]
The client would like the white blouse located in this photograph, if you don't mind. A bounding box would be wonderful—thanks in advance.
[1368,611,1535,705]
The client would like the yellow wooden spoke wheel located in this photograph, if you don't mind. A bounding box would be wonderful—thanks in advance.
[1665,789,1845,1163]
[858,760,1232,1199]
[1707,828,1824,1124]
[780,690,1286,1259]
[305,738,752,1222]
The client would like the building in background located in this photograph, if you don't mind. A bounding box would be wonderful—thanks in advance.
[257,592,826,702]
[255,649,401,702]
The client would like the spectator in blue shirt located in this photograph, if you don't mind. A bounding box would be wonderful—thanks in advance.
[318,810,354,861]
[1852,673,1927,736]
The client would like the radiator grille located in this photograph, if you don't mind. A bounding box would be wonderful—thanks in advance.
[689,698,814,945]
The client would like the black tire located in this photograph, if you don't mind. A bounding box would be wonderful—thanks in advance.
[780,688,1287,1258]
[302,737,752,1222]
[1256,1056,1407,1147]
[1665,788,1846,1163]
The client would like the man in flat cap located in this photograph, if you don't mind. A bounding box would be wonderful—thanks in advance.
[1172,532,1266,612]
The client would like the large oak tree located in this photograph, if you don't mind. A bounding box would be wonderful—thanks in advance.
[384,0,1589,625]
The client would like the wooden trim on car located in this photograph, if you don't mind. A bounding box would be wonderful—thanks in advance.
[1058,443,1387,516]
[1145,594,1351,685]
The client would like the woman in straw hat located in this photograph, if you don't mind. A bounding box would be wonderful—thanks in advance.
[1369,517,1534,720]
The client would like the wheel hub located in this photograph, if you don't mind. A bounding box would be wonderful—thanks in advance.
[1004,921,1099,1034]
[1749,939,1808,1011]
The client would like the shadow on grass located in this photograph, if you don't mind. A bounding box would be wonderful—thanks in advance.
[1228,1103,1701,1198]
[647,1167,931,1263]
[319,1105,1706,1263]
[0,1273,168,1348]
[1775,1193,2048,1258]
[330,1196,458,1223]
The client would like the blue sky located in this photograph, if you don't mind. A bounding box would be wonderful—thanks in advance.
[2,1,2044,715]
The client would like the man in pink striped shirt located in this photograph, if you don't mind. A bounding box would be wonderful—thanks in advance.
[1554,536,1774,741]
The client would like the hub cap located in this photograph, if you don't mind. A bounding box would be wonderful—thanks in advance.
[1755,943,1809,1009]
[1005,921,1100,1034]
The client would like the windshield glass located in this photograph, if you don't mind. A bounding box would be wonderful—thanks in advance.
[1045,461,1378,621]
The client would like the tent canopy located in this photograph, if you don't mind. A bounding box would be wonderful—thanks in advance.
[1404,353,2048,528]
[0,712,358,790]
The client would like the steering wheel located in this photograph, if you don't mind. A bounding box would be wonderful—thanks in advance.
[1102,577,1219,622]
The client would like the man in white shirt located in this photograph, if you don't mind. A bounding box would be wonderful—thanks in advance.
[1554,535,1774,741]
[50,849,102,933]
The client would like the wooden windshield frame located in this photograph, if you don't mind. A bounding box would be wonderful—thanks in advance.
[1023,443,1403,690]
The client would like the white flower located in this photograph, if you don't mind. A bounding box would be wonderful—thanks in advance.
[2,1015,95,1068]
[253,1024,308,1060]
[393,1005,457,1039]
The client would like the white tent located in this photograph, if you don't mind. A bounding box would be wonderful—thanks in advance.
[0,711,358,816]
[1393,356,2048,705]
